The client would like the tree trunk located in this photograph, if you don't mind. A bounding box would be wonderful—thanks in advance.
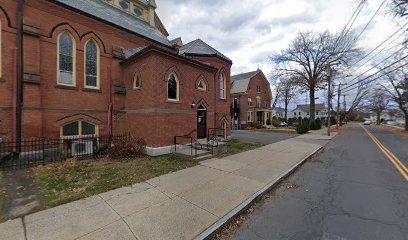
[284,100,288,122]
[310,85,316,122]
[376,112,381,125]
[405,113,408,131]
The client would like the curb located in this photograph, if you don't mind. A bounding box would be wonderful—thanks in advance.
[194,146,323,240]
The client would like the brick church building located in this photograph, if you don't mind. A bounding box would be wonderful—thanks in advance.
[0,0,232,155]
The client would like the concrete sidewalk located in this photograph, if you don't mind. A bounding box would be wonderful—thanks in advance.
[0,131,335,240]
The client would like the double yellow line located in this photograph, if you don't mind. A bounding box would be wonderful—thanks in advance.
[362,125,408,181]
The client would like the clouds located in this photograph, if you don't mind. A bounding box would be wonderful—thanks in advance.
[155,0,401,86]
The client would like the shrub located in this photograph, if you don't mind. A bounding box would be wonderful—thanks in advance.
[315,118,322,129]
[296,120,310,134]
[266,119,272,125]
[108,136,146,160]
[272,118,281,128]
[252,121,262,129]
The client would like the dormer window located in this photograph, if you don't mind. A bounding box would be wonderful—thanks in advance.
[119,0,130,10]
[134,6,143,17]
[104,0,145,19]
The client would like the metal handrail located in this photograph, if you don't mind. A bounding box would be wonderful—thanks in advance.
[174,136,203,158]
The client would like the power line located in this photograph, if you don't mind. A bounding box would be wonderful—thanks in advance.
[342,59,408,93]
[343,0,367,35]
[353,22,408,67]
[345,45,406,86]
[354,0,387,42]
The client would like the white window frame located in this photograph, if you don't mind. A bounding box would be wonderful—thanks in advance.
[220,73,226,99]
[84,39,100,90]
[167,73,180,101]
[60,120,99,139]
[57,31,76,87]
[257,86,261,93]
[197,79,206,91]
[247,111,254,122]
[248,97,253,107]
[133,74,142,89]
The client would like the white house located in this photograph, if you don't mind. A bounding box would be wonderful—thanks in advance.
[369,110,405,125]
[288,104,328,121]
[272,107,285,119]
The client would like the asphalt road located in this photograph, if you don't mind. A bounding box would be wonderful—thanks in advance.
[232,130,297,145]
[228,124,408,240]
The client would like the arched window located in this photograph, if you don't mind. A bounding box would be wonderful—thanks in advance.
[221,121,227,139]
[168,73,179,101]
[220,73,226,99]
[58,31,76,86]
[134,74,142,89]
[197,79,207,91]
[61,120,97,138]
[256,96,261,108]
[84,40,100,89]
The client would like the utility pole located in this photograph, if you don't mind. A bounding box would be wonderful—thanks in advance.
[343,95,347,112]
[328,74,332,137]
[336,84,347,129]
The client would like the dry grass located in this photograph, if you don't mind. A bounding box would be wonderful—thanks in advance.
[33,155,197,209]
[0,172,5,223]
[378,125,408,137]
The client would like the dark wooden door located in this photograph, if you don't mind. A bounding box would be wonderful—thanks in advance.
[197,109,207,139]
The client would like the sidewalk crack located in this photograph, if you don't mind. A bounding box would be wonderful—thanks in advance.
[22,216,28,240]
[97,195,139,240]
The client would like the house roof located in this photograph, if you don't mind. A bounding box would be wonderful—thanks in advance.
[231,70,260,82]
[230,70,261,94]
[52,0,172,47]
[273,107,285,112]
[120,45,218,71]
[179,39,232,63]
[293,104,327,112]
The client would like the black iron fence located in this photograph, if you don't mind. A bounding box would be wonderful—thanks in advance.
[0,134,129,169]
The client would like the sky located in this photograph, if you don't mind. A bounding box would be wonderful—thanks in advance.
[156,0,405,108]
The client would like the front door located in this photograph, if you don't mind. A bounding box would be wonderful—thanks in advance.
[197,107,207,139]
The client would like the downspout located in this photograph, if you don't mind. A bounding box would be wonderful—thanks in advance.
[16,0,25,153]
[107,65,113,138]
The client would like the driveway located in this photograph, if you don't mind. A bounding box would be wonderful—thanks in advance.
[231,130,297,145]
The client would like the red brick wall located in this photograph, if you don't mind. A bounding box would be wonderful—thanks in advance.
[233,72,272,127]
[0,0,232,148]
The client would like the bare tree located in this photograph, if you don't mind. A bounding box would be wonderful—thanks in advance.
[382,63,408,130]
[391,0,408,17]
[362,88,390,125]
[271,30,361,124]
[278,78,299,121]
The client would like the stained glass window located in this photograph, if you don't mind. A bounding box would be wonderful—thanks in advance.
[58,32,74,85]
[85,41,98,88]
[168,74,178,100]
[197,80,206,91]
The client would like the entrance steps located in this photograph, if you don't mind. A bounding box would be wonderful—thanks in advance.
[173,139,228,161]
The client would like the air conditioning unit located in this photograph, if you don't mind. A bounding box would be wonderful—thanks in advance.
[72,140,94,157]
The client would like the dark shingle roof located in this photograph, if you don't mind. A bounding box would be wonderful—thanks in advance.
[179,39,232,63]
[53,0,171,46]
[294,104,327,112]
[231,70,260,82]
[230,70,261,94]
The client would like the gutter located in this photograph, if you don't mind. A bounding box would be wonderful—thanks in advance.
[15,0,25,153]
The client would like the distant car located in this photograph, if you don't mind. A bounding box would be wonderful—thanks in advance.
[363,120,372,125]
[279,122,288,127]
[291,122,299,127]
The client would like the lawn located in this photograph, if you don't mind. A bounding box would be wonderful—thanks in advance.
[255,128,297,134]
[33,155,197,209]
[223,140,264,156]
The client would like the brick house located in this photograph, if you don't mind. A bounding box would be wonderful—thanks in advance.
[0,0,232,156]
[230,70,272,130]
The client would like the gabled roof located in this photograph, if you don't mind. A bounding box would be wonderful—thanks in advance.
[179,39,232,63]
[231,70,260,82]
[293,104,327,112]
[52,0,172,47]
[230,70,262,94]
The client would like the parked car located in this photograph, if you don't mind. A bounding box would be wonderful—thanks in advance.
[363,120,372,125]
[279,122,288,127]
[291,122,299,127]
